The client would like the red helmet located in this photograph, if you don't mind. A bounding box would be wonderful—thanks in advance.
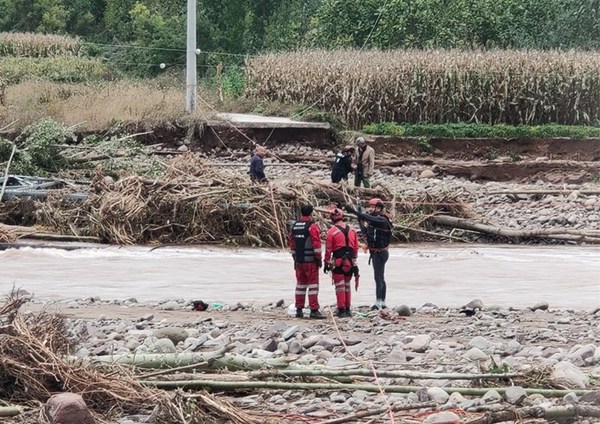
[368,198,384,208]
[329,208,344,221]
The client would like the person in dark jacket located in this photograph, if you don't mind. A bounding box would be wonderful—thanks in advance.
[249,146,267,182]
[288,204,325,319]
[344,198,393,310]
[331,145,354,183]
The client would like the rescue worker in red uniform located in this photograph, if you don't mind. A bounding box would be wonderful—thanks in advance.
[324,208,359,318]
[288,204,325,319]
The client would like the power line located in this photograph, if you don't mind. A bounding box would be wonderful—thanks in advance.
[81,41,259,58]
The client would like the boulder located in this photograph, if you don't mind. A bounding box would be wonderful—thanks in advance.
[42,393,96,424]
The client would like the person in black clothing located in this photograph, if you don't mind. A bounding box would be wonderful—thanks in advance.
[249,146,267,182]
[331,145,354,183]
[344,198,393,310]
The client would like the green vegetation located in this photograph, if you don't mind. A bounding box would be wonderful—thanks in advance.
[362,123,600,139]
[0,0,598,77]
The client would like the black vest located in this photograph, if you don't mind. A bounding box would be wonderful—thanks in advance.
[366,216,392,248]
[291,221,316,262]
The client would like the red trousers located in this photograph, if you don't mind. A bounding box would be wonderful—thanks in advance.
[294,262,320,310]
[331,272,352,309]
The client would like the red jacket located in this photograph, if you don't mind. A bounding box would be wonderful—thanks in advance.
[288,216,322,262]
[324,221,359,264]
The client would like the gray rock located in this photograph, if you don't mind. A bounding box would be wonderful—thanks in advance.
[282,325,300,341]
[394,304,412,316]
[262,339,278,352]
[505,386,527,405]
[150,338,177,353]
[580,391,600,405]
[153,327,189,345]
[302,335,322,349]
[530,301,549,311]
[427,387,450,404]
[289,341,303,354]
[462,347,488,361]
[550,361,589,389]
[405,335,431,353]
[422,411,460,424]
[482,389,502,403]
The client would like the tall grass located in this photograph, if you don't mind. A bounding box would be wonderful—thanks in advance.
[0,80,223,131]
[0,32,84,57]
[246,49,600,128]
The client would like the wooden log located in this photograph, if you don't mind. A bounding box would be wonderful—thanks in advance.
[0,406,22,417]
[138,379,592,397]
[249,368,523,380]
[0,224,102,243]
[318,401,437,424]
[431,215,600,244]
[487,189,600,196]
[465,404,600,424]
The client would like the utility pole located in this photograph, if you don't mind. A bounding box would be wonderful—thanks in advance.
[186,0,197,112]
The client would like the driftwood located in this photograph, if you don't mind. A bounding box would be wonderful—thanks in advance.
[487,189,600,196]
[465,404,600,424]
[318,401,437,424]
[139,379,592,397]
[432,215,600,244]
[0,223,101,243]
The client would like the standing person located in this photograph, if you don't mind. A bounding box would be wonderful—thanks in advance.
[331,145,354,183]
[354,137,375,188]
[249,146,267,183]
[324,208,359,318]
[288,204,325,319]
[344,198,392,310]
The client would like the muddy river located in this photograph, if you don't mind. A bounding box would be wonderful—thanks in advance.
[1,245,598,309]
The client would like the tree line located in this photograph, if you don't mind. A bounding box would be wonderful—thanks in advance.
[0,0,598,75]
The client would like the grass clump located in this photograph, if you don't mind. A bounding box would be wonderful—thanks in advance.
[362,122,600,139]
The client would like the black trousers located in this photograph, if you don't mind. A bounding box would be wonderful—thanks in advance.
[370,250,389,302]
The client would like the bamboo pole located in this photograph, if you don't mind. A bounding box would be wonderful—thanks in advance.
[0,406,22,417]
[138,379,593,398]
[248,368,523,380]
[85,351,291,370]
[318,401,437,424]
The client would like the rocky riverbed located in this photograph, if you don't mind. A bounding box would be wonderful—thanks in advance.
[197,143,600,244]
[16,295,600,424]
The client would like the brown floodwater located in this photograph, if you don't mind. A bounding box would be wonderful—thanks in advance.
[1,244,598,309]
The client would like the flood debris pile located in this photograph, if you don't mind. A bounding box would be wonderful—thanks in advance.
[1,153,474,246]
[0,294,274,424]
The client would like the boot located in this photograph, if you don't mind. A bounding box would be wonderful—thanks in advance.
[296,308,303,318]
[346,307,352,317]
[310,309,325,319]
[337,307,347,318]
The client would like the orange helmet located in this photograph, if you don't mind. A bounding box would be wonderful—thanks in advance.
[368,198,384,208]
[329,208,344,221]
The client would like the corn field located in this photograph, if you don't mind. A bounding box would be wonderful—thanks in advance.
[0,32,84,57]
[245,49,600,128]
